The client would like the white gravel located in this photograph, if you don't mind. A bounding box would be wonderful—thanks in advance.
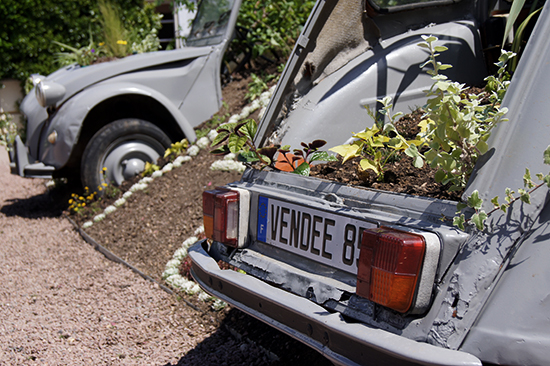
[0,147,215,365]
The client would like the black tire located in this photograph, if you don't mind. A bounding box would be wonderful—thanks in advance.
[81,119,171,191]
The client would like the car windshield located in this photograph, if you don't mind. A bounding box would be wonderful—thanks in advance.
[186,0,235,46]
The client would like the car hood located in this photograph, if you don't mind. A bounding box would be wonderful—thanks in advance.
[42,46,213,106]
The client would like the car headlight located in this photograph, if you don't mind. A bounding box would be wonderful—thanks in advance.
[29,74,45,87]
[36,81,66,108]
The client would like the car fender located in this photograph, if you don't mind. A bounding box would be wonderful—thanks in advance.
[40,81,196,169]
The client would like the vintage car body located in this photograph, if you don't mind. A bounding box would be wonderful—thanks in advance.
[9,0,242,189]
[189,0,550,365]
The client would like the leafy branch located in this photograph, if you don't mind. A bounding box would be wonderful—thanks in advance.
[415,35,513,192]
[454,146,550,230]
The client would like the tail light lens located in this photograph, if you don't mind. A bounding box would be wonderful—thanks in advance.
[356,227,426,313]
[203,187,249,248]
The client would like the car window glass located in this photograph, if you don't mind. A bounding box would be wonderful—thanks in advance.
[186,0,234,46]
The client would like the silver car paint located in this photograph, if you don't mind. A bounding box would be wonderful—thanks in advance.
[16,0,242,176]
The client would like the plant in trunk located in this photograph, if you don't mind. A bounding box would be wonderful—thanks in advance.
[210,118,336,175]
[415,35,513,192]
[330,96,424,181]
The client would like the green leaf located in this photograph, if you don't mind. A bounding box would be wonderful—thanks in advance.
[238,150,259,163]
[472,211,488,231]
[477,140,489,155]
[467,190,483,210]
[456,202,468,213]
[309,151,337,163]
[544,145,550,165]
[505,188,515,203]
[502,0,527,48]
[228,134,248,154]
[434,169,446,183]
[210,131,229,148]
[210,146,230,155]
[240,119,258,141]
[293,162,311,176]
[423,35,437,43]
[523,168,535,189]
[329,144,361,163]
[453,214,466,230]
[491,196,500,208]
[518,188,531,204]
[360,158,380,175]
[434,46,448,52]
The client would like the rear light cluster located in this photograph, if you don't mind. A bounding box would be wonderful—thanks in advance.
[203,187,249,248]
[356,227,440,314]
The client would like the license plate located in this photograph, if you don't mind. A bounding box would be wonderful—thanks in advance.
[257,196,377,274]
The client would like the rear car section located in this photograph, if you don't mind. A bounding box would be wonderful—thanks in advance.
[189,0,550,365]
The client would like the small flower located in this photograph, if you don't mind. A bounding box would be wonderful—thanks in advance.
[162,266,179,279]
[212,299,227,311]
[207,129,218,141]
[93,213,106,222]
[151,170,163,178]
[224,153,236,161]
[182,236,198,248]
[161,163,173,173]
[194,225,205,235]
[117,40,127,45]
[187,145,200,157]
[198,291,213,302]
[82,221,93,229]
[104,205,116,215]
[130,183,147,192]
[114,198,126,207]
[172,247,188,260]
[210,160,246,173]
[196,137,210,149]
[139,177,153,184]
[250,99,261,110]
[122,191,133,199]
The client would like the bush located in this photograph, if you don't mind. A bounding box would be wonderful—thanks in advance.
[231,0,315,63]
[0,0,160,83]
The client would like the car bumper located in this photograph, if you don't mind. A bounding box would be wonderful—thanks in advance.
[188,239,482,366]
[9,135,55,179]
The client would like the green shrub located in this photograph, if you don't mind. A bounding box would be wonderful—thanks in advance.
[231,0,315,62]
[0,0,160,83]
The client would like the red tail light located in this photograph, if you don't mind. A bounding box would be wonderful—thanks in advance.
[203,187,249,248]
[356,227,426,313]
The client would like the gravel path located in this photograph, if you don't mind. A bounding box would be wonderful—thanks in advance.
[0,146,215,365]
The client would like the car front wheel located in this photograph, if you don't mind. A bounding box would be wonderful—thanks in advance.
[81,119,171,191]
